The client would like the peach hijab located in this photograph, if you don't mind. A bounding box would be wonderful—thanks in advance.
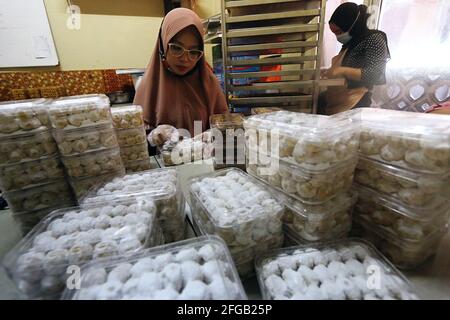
[133,8,228,136]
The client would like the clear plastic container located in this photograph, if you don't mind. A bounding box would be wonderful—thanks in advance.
[124,158,153,173]
[68,169,126,200]
[282,191,356,242]
[344,108,450,174]
[13,207,56,236]
[3,180,75,214]
[251,107,283,115]
[355,184,450,243]
[0,99,50,137]
[244,111,359,168]
[116,126,147,147]
[353,218,448,270]
[213,158,247,171]
[283,224,351,247]
[188,168,284,257]
[0,128,58,165]
[48,94,111,130]
[210,113,245,131]
[61,235,247,300]
[210,114,245,156]
[62,147,124,179]
[2,195,163,299]
[191,211,284,279]
[83,168,186,243]
[111,105,144,129]
[119,142,149,162]
[0,155,65,192]
[255,238,419,300]
[246,150,358,204]
[160,138,209,166]
[355,156,450,209]
[53,123,118,156]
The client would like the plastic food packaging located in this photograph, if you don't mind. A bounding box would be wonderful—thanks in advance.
[341,108,450,174]
[124,158,153,173]
[119,143,149,163]
[0,128,58,165]
[353,218,448,270]
[0,155,65,192]
[354,184,450,243]
[246,151,357,204]
[83,168,186,243]
[111,105,144,129]
[61,236,247,300]
[0,99,50,137]
[188,168,284,262]
[48,94,111,130]
[62,147,124,179]
[355,156,450,209]
[53,124,118,156]
[3,180,75,214]
[116,126,147,147]
[244,111,359,168]
[256,239,419,300]
[68,169,125,200]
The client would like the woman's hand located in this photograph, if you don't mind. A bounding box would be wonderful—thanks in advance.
[147,125,179,147]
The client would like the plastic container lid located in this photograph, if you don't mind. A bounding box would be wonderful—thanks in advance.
[3,179,75,215]
[2,195,162,299]
[210,113,245,130]
[0,155,65,192]
[111,105,144,129]
[61,235,247,300]
[356,183,450,221]
[255,238,420,300]
[49,94,110,111]
[82,168,179,204]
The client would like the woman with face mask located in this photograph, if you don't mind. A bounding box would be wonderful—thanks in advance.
[133,8,228,148]
[318,3,390,115]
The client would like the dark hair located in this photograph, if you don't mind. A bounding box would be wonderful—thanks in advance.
[329,2,371,36]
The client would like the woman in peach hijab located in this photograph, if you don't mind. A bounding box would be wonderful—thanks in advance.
[133,8,228,147]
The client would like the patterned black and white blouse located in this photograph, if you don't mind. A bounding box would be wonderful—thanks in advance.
[341,32,390,90]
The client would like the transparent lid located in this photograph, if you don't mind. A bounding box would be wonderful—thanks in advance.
[188,168,284,228]
[53,123,114,139]
[49,94,110,111]
[110,105,143,115]
[344,108,450,139]
[61,235,247,300]
[244,111,355,138]
[0,98,48,112]
[3,195,160,276]
[210,113,245,130]
[82,168,179,204]
[356,183,450,221]
[255,238,420,300]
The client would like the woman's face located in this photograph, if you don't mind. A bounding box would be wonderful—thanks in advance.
[166,26,203,76]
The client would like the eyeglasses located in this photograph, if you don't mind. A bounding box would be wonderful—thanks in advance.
[168,43,203,61]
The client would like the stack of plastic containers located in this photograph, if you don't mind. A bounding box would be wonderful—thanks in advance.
[349,108,450,269]
[48,94,125,200]
[243,111,359,243]
[209,113,246,171]
[255,239,419,300]
[61,236,247,300]
[83,168,186,244]
[111,105,152,173]
[0,99,75,232]
[187,168,285,278]
[3,194,163,299]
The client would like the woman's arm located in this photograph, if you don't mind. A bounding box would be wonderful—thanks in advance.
[327,66,362,81]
